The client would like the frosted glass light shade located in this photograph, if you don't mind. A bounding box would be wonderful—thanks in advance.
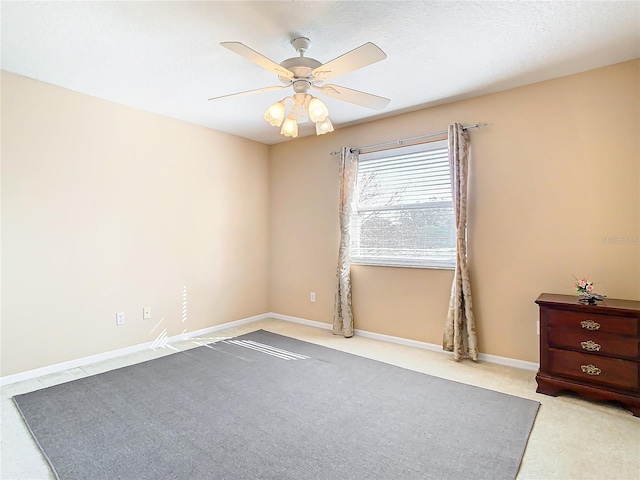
[308,97,329,123]
[280,116,298,138]
[315,117,334,135]
[263,100,286,127]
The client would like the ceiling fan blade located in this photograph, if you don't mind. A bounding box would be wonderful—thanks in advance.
[312,43,387,82]
[221,42,294,79]
[208,85,289,102]
[316,84,390,110]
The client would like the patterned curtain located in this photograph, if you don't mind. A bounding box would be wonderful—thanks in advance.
[333,147,358,337]
[443,123,479,361]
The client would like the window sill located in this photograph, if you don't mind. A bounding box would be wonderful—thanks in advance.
[351,259,455,271]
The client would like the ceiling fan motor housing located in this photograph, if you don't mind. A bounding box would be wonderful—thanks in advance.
[292,80,312,94]
[278,36,322,84]
[278,57,322,84]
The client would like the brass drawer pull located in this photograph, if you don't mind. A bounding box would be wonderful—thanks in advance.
[581,364,602,376]
[580,319,600,330]
[580,340,601,352]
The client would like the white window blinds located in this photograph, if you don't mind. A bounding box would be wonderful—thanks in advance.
[351,140,456,268]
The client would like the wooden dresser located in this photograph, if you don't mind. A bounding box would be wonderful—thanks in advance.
[535,293,640,416]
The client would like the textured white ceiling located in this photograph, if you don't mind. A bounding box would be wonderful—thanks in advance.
[2,1,639,145]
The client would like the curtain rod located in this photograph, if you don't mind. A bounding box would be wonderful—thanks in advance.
[329,122,488,156]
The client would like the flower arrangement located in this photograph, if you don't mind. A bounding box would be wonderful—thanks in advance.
[574,276,606,303]
[575,277,594,295]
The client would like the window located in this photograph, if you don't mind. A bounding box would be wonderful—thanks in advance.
[351,140,456,269]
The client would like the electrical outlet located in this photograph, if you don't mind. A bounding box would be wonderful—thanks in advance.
[116,312,125,325]
[536,320,540,336]
[143,307,151,320]
[310,292,316,303]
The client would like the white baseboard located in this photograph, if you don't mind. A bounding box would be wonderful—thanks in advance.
[1,311,538,386]
[268,312,538,371]
[0,313,270,387]
[353,328,538,371]
[267,312,332,331]
[476,351,539,371]
[177,311,540,372]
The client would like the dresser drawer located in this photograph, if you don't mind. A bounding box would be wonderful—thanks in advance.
[547,310,638,336]
[548,327,639,360]
[548,348,639,391]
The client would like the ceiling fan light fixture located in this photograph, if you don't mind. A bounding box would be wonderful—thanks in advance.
[213,38,390,140]
[308,97,329,123]
[263,100,286,127]
[315,117,334,135]
[280,114,298,138]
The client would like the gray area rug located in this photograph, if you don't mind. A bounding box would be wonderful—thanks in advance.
[14,330,539,480]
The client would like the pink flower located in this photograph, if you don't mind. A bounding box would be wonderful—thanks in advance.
[579,279,586,288]
[586,284,593,292]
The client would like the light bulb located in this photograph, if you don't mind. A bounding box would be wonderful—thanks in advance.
[263,100,285,127]
[315,117,334,135]
[280,115,298,138]
[308,97,329,123]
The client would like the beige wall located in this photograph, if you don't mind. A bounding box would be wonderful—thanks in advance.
[1,72,270,376]
[2,60,638,376]
[269,60,640,363]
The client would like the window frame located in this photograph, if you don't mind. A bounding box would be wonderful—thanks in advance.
[350,140,456,270]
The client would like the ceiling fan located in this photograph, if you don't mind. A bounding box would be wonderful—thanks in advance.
[208,37,390,138]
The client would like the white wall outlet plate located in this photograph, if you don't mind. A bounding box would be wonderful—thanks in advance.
[116,312,125,325]
[143,307,151,320]
[310,292,316,303]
